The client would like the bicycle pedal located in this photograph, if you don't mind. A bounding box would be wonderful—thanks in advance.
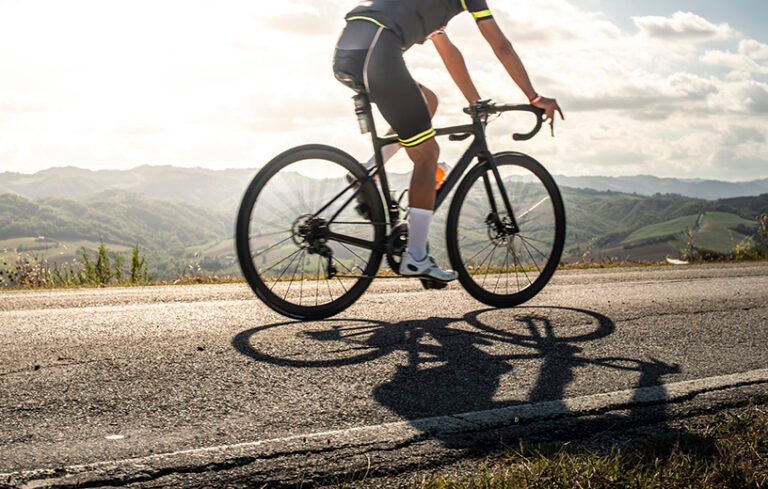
[420,278,448,290]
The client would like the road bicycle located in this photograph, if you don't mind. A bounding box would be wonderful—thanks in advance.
[236,93,566,320]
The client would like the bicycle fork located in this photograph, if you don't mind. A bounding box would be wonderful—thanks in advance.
[481,152,520,236]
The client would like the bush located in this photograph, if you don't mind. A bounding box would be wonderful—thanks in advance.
[0,255,53,288]
[1,242,151,289]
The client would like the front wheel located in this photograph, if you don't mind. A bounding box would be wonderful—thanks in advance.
[236,144,385,320]
[446,152,566,307]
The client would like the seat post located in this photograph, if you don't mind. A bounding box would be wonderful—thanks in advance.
[353,93,372,134]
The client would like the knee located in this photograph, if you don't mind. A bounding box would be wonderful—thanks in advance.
[406,138,440,166]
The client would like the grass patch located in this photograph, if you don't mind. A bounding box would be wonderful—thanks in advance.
[622,214,699,245]
[412,406,768,489]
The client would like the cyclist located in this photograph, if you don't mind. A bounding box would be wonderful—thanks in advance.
[333,0,564,283]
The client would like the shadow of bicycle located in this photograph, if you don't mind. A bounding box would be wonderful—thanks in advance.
[233,306,680,449]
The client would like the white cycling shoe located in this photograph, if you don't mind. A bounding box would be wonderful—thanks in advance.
[400,253,458,283]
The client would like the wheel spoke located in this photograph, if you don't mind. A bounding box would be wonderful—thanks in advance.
[515,234,552,246]
[268,248,303,292]
[251,235,294,259]
[494,245,508,293]
[518,235,550,261]
[518,237,543,275]
[315,256,321,306]
[337,242,370,267]
[480,243,498,286]
[250,229,290,239]
[299,251,306,305]
[510,238,534,286]
[464,241,495,266]
[283,249,305,300]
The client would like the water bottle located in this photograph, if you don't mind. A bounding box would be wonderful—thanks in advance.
[353,94,371,134]
[435,162,451,189]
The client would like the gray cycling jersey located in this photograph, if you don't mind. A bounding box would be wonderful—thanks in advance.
[345,0,493,50]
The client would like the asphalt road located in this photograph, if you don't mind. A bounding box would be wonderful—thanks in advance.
[1,263,768,487]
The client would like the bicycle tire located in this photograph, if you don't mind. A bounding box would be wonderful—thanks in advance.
[446,152,566,307]
[236,144,385,320]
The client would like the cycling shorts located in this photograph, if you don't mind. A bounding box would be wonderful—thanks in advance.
[333,20,435,148]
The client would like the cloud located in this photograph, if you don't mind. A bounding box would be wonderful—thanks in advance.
[564,72,720,121]
[633,11,737,42]
[702,39,768,75]
[254,1,346,36]
[739,39,768,61]
[742,83,768,114]
[721,126,766,145]
[0,98,49,114]
[1,1,766,181]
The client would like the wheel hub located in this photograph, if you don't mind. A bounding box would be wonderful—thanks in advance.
[291,214,336,278]
[292,214,329,249]
[485,213,517,245]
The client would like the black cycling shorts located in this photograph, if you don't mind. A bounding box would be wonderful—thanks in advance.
[333,20,436,147]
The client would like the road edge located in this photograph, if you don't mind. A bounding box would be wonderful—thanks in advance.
[4,369,768,488]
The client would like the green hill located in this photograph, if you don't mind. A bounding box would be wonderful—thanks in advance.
[1,186,766,280]
[0,191,233,278]
[563,189,768,261]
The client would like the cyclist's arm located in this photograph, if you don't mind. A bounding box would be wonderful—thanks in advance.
[477,18,564,128]
[431,32,481,105]
[476,19,536,100]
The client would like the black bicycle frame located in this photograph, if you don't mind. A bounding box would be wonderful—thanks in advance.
[324,94,523,252]
[366,95,518,224]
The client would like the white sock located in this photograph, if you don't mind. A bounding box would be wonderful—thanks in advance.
[365,143,400,169]
[407,207,433,262]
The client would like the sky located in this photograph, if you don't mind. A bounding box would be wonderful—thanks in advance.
[1,0,767,180]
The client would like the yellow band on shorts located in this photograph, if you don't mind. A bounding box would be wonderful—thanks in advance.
[399,128,437,147]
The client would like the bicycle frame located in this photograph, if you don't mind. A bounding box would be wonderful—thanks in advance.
[363,94,519,227]
[322,95,541,254]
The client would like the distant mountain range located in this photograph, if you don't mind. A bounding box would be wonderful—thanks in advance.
[0,166,255,213]
[553,175,768,200]
[2,166,768,210]
[1,166,766,279]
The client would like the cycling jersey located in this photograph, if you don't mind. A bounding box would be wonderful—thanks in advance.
[345,0,493,50]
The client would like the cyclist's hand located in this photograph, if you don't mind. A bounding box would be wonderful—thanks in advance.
[532,96,564,136]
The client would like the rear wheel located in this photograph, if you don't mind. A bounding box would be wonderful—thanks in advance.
[446,152,565,307]
[236,145,385,320]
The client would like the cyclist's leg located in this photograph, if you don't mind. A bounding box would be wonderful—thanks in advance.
[368,85,438,169]
[404,139,438,211]
[364,29,439,209]
[365,30,456,281]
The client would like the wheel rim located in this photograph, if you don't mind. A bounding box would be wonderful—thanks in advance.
[244,155,381,310]
[455,159,560,298]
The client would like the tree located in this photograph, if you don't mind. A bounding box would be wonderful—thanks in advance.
[113,253,124,283]
[130,244,147,285]
[95,241,112,285]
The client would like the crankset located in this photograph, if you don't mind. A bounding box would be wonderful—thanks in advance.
[385,220,408,274]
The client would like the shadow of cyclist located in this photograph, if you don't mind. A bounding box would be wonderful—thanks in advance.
[233,306,681,449]
[369,316,518,419]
